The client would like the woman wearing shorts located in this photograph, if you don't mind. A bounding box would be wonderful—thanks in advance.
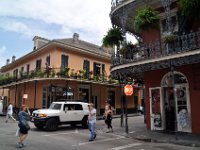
[17,105,30,148]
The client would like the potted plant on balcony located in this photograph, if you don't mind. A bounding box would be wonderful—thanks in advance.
[133,6,160,42]
[79,70,86,79]
[163,33,177,44]
[35,69,44,78]
[70,69,75,78]
[60,67,70,78]
[89,71,93,80]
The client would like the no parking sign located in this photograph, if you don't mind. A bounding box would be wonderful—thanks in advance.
[124,84,133,96]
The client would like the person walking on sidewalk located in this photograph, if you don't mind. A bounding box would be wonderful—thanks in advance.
[88,103,97,141]
[17,105,31,148]
[5,102,16,123]
[105,105,113,133]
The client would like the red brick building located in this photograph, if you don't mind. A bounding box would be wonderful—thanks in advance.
[110,0,200,134]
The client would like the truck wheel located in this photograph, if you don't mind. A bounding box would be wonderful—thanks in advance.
[82,116,88,128]
[45,118,59,131]
[34,124,44,130]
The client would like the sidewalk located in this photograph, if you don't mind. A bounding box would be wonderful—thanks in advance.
[111,115,200,148]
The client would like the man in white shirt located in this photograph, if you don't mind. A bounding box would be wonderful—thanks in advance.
[5,102,16,123]
[88,103,97,141]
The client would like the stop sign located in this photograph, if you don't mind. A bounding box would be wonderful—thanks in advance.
[124,84,133,96]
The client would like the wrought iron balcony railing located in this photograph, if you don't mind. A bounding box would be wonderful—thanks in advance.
[111,30,200,67]
[0,67,118,86]
[111,0,124,8]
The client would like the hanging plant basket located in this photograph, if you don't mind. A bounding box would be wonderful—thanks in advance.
[133,6,160,33]
[163,34,177,44]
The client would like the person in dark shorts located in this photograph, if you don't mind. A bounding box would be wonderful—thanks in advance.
[17,105,30,148]
[105,105,113,133]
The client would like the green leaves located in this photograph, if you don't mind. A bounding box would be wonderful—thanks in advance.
[133,6,160,33]
[179,0,200,18]
[102,27,124,48]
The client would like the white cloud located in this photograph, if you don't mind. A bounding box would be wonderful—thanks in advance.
[0,46,6,67]
[0,18,32,37]
[0,0,112,45]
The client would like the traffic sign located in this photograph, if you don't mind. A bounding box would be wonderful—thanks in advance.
[124,84,133,96]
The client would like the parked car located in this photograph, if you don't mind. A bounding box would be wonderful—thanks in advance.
[32,101,89,131]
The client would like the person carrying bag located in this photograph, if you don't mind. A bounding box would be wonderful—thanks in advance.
[17,105,31,148]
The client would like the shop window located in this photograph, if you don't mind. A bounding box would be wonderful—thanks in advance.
[79,88,89,102]
[108,90,115,108]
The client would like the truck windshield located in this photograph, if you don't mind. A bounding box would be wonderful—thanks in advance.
[49,103,62,110]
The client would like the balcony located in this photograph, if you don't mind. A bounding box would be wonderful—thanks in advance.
[0,67,119,87]
[111,30,200,72]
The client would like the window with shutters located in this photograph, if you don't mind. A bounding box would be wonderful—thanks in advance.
[83,60,90,79]
[27,64,30,76]
[20,67,24,78]
[93,62,101,76]
[61,54,68,68]
[13,69,18,79]
[46,55,51,66]
[36,59,42,70]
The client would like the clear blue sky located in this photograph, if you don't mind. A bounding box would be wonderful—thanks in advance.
[0,0,113,67]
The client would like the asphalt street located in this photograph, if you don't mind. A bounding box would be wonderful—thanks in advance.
[0,116,198,150]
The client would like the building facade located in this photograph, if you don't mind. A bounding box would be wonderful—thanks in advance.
[110,0,200,134]
[0,33,140,115]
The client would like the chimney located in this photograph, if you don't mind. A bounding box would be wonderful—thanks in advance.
[6,59,10,65]
[12,56,16,62]
[73,33,79,43]
[33,36,39,50]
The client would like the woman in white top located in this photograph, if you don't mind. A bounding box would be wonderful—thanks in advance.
[5,102,16,123]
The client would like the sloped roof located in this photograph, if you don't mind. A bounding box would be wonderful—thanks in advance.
[54,38,111,56]
[1,34,113,70]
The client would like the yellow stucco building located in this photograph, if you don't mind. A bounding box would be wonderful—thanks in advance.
[0,33,140,115]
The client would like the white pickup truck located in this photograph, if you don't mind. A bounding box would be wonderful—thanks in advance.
[32,101,89,131]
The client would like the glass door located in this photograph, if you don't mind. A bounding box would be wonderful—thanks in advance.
[149,87,164,130]
[175,85,191,132]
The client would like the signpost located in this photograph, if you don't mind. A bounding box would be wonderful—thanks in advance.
[124,84,133,134]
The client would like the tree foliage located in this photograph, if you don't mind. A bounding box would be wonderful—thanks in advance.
[102,27,124,48]
[133,6,160,33]
[179,0,200,18]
